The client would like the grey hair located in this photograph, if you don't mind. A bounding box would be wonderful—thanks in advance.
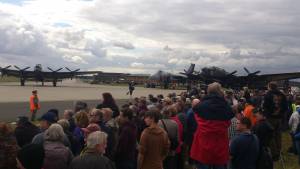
[44,123,65,143]
[57,119,70,131]
[87,131,107,149]
[207,82,224,96]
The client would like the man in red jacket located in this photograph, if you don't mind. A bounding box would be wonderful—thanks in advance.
[190,82,234,169]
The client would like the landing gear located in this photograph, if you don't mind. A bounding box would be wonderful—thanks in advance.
[20,78,25,86]
[53,80,57,87]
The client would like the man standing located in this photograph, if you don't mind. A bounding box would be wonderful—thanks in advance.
[263,82,288,161]
[230,117,259,169]
[30,90,40,121]
[69,131,115,169]
[190,82,234,169]
[127,81,135,96]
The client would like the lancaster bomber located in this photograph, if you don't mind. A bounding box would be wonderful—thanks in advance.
[181,63,300,89]
[0,64,100,87]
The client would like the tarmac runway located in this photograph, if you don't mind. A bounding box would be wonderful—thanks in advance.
[0,80,184,122]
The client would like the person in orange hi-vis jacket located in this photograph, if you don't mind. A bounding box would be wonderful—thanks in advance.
[30,90,40,121]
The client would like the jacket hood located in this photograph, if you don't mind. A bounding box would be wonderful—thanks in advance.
[194,94,234,120]
[145,125,164,135]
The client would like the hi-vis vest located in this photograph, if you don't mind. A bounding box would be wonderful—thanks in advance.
[30,95,40,111]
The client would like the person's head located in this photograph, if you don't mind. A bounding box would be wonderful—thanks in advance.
[162,97,172,106]
[168,105,178,117]
[16,116,30,127]
[89,109,103,124]
[101,108,113,122]
[237,117,252,132]
[63,109,74,120]
[192,98,201,108]
[273,94,282,108]
[74,110,89,128]
[17,144,44,169]
[102,92,116,105]
[207,82,224,97]
[44,124,65,143]
[82,123,101,139]
[32,90,37,96]
[57,119,70,132]
[144,110,160,126]
[86,131,107,154]
[119,108,133,125]
[253,108,266,121]
[39,112,57,130]
[74,101,88,113]
[47,109,59,121]
[268,82,278,91]
[0,122,14,137]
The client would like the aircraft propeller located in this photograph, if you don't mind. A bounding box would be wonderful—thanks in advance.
[244,67,261,76]
[48,67,63,72]
[228,70,237,76]
[14,65,30,71]
[0,65,12,78]
[65,67,80,80]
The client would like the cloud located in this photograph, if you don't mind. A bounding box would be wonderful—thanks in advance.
[0,0,300,75]
[113,41,135,50]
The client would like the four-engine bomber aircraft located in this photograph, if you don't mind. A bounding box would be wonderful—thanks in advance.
[0,64,101,87]
[180,63,300,89]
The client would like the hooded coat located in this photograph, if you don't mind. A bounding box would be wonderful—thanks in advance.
[138,125,170,169]
[190,94,234,165]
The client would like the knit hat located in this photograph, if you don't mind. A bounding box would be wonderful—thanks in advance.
[17,144,44,169]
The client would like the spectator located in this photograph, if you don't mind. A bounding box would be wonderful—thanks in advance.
[252,109,274,169]
[138,110,170,169]
[63,109,76,132]
[243,99,257,126]
[73,110,89,153]
[115,108,137,169]
[288,97,300,154]
[0,122,18,169]
[190,82,234,169]
[263,82,288,161]
[228,105,240,142]
[43,124,73,169]
[96,92,120,118]
[69,131,115,169]
[158,106,179,169]
[16,143,45,169]
[74,101,88,113]
[57,119,79,155]
[32,111,71,147]
[14,116,40,147]
[89,108,115,160]
[230,117,259,169]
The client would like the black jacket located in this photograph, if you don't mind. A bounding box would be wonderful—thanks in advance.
[252,119,274,148]
[193,94,234,120]
[14,122,40,147]
[263,90,288,119]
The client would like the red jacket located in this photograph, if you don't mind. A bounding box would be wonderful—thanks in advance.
[190,115,231,165]
[190,94,233,165]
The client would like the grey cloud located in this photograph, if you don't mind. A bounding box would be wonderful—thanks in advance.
[113,41,135,50]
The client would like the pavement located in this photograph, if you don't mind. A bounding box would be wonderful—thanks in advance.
[0,80,184,122]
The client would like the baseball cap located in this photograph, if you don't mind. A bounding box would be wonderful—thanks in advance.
[39,112,57,123]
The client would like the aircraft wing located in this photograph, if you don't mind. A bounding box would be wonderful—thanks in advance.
[0,69,36,78]
[255,72,300,81]
[41,71,101,79]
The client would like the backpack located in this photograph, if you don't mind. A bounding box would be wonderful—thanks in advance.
[161,120,179,151]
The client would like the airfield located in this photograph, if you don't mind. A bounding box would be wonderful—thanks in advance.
[0,79,184,122]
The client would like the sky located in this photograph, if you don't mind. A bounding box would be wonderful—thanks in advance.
[0,0,299,75]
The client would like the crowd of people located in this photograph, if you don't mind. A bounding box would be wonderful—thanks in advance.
[1,81,300,169]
